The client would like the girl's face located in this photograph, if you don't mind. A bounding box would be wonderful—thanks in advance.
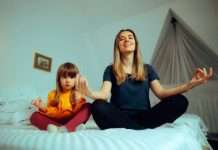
[118,31,136,54]
[60,76,75,91]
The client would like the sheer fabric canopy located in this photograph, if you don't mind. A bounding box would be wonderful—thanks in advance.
[150,10,218,133]
[151,15,218,85]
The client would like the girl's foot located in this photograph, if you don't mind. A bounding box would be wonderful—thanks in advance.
[47,124,68,133]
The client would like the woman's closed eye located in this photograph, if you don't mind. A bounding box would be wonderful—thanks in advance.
[119,36,133,41]
[129,36,133,39]
[119,37,125,41]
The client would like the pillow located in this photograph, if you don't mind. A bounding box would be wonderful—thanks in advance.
[0,98,33,112]
[0,98,35,125]
[0,110,35,125]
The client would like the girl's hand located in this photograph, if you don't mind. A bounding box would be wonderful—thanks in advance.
[32,98,42,108]
[75,74,90,97]
[188,67,213,89]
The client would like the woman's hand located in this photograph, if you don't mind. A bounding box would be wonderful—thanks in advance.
[75,74,91,97]
[75,74,112,100]
[188,67,213,89]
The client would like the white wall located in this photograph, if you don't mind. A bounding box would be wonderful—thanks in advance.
[0,0,217,131]
[0,0,97,99]
[212,0,218,20]
[83,0,218,90]
[171,0,218,54]
[0,0,217,94]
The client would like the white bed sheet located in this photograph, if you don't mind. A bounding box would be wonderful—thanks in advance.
[0,114,212,150]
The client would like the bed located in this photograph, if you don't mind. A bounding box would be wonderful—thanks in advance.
[0,99,212,150]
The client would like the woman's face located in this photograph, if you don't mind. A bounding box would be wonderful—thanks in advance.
[118,31,136,54]
[60,76,75,91]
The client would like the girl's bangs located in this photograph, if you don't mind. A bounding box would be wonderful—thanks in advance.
[60,69,77,78]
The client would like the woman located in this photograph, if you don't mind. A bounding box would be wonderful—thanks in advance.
[76,29,213,130]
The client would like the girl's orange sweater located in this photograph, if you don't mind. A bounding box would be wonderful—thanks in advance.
[40,90,85,120]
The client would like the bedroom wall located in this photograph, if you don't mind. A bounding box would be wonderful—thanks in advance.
[212,0,218,20]
[0,0,101,100]
[171,0,218,54]
[0,0,217,131]
[83,0,218,94]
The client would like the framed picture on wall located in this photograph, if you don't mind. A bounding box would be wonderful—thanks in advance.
[33,52,52,72]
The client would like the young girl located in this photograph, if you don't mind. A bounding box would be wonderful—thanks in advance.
[30,62,91,132]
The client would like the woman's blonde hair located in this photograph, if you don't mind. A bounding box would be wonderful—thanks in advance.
[50,62,79,106]
[113,29,147,85]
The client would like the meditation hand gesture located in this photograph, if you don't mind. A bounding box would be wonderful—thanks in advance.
[75,74,90,97]
[31,98,46,111]
[188,67,213,89]
[32,98,42,108]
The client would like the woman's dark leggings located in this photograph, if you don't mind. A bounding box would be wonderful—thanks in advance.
[91,94,188,130]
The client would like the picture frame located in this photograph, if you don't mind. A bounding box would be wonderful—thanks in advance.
[33,52,52,72]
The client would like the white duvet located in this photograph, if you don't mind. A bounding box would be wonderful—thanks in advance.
[0,114,212,150]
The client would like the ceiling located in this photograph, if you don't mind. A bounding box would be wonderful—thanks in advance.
[0,0,176,34]
[49,0,176,31]
[68,0,174,20]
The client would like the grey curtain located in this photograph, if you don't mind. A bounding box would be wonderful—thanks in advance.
[150,17,218,133]
[151,18,218,84]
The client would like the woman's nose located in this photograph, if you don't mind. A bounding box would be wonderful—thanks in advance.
[124,38,130,42]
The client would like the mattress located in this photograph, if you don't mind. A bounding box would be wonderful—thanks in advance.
[0,114,212,150]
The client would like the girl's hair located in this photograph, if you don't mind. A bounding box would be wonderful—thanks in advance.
[113,29,147,85]
[50,62,79,106]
